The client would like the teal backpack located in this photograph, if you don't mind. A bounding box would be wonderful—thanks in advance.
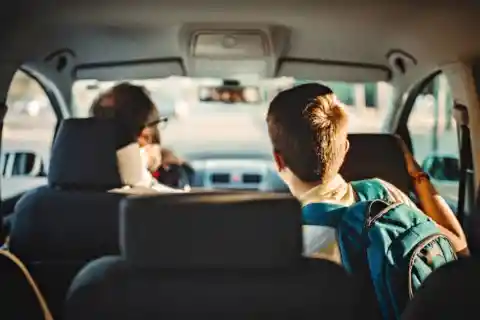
[302,179,457,319]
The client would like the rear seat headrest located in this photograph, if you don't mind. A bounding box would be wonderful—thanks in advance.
[48,118,142,190]
[341,133,411,193]
[120,192,303,268]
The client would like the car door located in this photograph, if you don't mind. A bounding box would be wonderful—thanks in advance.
[0,70,57,216]
[396,72,460,210]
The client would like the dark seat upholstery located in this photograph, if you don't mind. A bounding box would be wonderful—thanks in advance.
[10,118,140,261]
[341,133,411,193]
[0,251,49,320]
[8,118,146,319]
[65,192,369,320]
[11,188,126,261]
[402,258,480,319]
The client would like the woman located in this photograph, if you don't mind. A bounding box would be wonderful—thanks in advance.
[89,82,187,192]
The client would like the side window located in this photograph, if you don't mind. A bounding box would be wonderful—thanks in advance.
[364,82,377,108]
[1,70,56,199]
[407,73,459,204]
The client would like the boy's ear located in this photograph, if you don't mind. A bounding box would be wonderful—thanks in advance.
[273,150,287,171]
[345,139,350,153]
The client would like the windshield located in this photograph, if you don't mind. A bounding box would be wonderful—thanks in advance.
[72,77,393,157]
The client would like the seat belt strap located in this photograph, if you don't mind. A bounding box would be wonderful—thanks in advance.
[453,103,472,226]
[0,249,53,320]
[457,125,471,224]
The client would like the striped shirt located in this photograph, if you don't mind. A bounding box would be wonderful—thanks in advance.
[301,175,416,264]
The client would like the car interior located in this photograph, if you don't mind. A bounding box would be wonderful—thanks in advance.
[1,0,480,319]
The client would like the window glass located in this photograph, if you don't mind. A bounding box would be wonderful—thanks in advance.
[72,78,394,148]
[364,82,377,108]
[324,82,355,105]
[2,70,55,199]
[407,73,459,204]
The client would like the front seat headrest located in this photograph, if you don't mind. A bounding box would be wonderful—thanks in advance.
[48,118,142,190]
[120,192,303,268]
[341,133,411,193]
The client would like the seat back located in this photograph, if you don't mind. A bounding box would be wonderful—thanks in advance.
[66,192,368,320]
[9,118,144,261]
[11,190,125,320]
[402,258,479,319]
[0,250,53,320]
[8,118,147,319]
[341,133,411,193]
[10,187,125,261]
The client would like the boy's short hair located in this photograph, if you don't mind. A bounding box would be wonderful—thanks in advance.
[266,83,349,183]
[89,82,161,142]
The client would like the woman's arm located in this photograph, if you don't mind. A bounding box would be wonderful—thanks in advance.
[397,138,469,255]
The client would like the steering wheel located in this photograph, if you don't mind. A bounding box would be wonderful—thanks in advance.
[155,163,193,191]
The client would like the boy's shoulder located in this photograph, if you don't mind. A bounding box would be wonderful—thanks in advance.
[350,177,416,207]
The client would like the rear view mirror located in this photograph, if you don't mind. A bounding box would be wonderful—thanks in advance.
[1,151,47,178]
[198,85,262,104]
[421,154,460,181]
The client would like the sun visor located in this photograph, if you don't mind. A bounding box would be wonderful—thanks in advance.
[74,59,185,81]
[277,59,391,82]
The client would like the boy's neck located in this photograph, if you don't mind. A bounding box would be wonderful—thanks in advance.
[289,178,322,199]
[291,174,350,206]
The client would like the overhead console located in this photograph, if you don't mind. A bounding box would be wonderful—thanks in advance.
[178,23,390,82]
[179,23,291,79]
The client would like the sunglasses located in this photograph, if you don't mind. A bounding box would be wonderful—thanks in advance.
[146,116,168,130]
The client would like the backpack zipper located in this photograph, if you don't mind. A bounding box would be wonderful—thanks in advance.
[365,201,402,228]
[407,233,457,299]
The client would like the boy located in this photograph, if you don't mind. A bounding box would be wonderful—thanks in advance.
[266,83,467,262]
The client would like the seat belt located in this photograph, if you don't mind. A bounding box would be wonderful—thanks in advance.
[453,103,474,227]
[0,103,7,202]
[0,249,53,320]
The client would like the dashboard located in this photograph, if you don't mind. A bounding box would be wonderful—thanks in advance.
[184,150,289,193]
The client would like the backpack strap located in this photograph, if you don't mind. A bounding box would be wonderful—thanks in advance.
[302,202,347,228]
[351,179,392,202]
[302,178,388,226]
[0,249,53,320]
[302,202,357,270]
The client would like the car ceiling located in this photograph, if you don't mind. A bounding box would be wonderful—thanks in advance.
[1,0,480,86]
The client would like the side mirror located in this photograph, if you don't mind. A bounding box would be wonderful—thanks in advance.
[421,154,460,182]
[1,151,47,178]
